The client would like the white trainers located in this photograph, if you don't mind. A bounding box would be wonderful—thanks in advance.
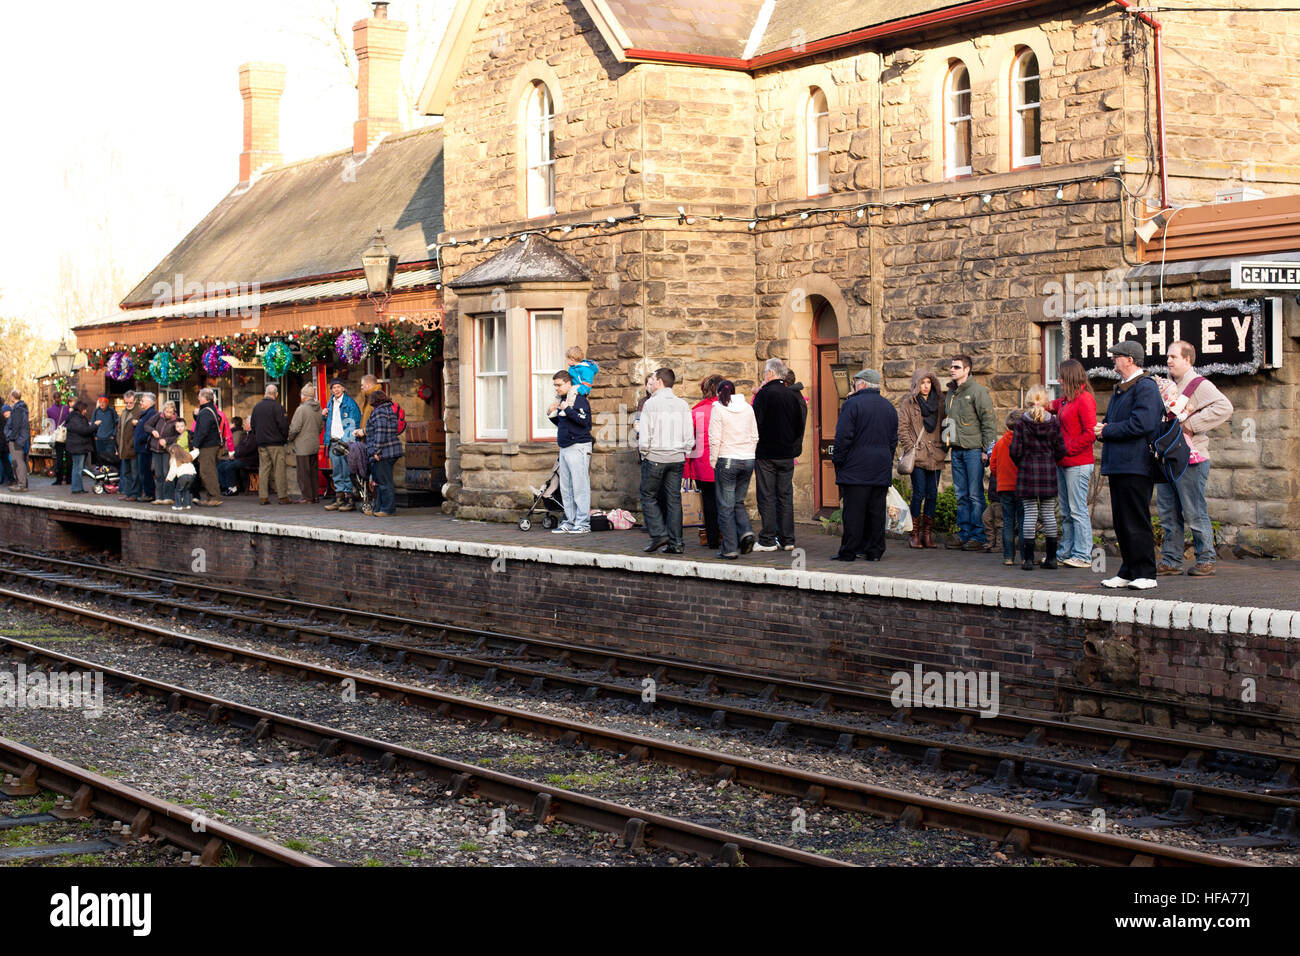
[1062,557,1092,569]
[1127,578,1158,590]
[752,542,779,552]
[1100,576,1132,588]
[552,524,573,534]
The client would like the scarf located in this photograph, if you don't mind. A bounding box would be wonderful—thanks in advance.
[916,388,940,433]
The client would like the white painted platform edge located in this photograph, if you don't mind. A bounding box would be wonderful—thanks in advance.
[4,493,1289,639]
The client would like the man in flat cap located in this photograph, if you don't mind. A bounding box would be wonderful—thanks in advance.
[1094,339,1163,589]
[831,369,898,563]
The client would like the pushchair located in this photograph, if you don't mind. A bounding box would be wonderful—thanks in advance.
[517,458,565,531]
[344,440,374,512]
[82,463,119,495]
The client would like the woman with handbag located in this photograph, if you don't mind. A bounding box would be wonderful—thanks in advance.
[49,400,71,485]
[64,401,96,494]
[896,370,945,548]
[684,374,722,550]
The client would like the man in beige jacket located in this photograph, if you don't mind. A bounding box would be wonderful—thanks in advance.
[1156,340,1234,576]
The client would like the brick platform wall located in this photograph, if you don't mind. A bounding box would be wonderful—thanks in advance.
[2,500,1295,747]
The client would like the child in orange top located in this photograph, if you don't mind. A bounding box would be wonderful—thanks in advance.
[989,410,1024,566]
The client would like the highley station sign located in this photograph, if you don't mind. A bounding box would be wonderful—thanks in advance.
[1063,297,1283,378]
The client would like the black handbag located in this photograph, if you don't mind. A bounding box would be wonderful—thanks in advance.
[1149,415,1191,484]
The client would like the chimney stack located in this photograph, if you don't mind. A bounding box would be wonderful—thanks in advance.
[353,2,408,156]
[239,62,286,183]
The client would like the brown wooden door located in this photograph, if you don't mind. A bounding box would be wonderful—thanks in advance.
[811,300,839,512]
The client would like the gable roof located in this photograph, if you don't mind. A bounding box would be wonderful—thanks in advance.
[121,125,444,307]
[449,235,591,289]
[419,0,1060,112]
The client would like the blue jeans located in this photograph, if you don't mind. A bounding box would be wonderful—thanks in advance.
[153,452,174,500]
[70,454,87,493]
[951,448,986,542]
[329,448,353,494]
[174,475,194,508]
[370,457,395,513]
[909,467,939,519]
[999,492,1023,560]
[640,459,684,547]
[558,443,592,531]
[120,457,140,498]
[715,458,755,555]
[1056,463,1093,561]
[1156,460,1214,566]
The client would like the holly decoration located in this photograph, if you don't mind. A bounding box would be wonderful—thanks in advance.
[262,341,292,378]
[202,344,231,377]
[335,329,369,366]
[105,351,135,382]
[148,351,182,385]
[370,325,443,368]
[54,376,77,404]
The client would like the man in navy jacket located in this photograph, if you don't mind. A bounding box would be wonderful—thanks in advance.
[1094,340,1163,589]
[132,393,159,501]
[831,369,898,562]
[548,369,593,534]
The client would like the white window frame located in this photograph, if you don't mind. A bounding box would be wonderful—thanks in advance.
[529,309,564,441]
[475,313,508,440]
[1012,50,1041,168]
[525,82,555,219]
[1043,323,1064,399]
[805,88,829,197]
[944,63,972,179]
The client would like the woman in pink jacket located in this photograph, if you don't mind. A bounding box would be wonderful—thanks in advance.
[708,380,760,559]
[685,374,722,550]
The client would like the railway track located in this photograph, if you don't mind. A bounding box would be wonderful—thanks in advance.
[0,581,1261,866]
[0,735,325,866]
[0,552,1295,838]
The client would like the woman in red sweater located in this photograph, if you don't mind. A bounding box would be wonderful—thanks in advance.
[1051,359,1098,568]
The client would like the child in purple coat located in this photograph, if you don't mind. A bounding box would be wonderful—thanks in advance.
[1010,385,1067,570]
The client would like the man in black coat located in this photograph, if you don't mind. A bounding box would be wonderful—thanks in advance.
[249,384,291,504]
[831,370,898,562]
[191,388,224,507]
[751,358,807,551]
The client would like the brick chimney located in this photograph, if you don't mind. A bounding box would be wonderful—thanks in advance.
[352,2,408,156]
[238,62,286,183]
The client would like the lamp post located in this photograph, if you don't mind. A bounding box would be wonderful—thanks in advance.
[361,228,398,313]
[50,339,76,377]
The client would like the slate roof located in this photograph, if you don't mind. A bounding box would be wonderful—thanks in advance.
[449,236,591,289]
[121,125,444,307]
[604,0,768,58]
[753,0,982,57]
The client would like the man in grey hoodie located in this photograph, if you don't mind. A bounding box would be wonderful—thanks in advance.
[636,367,695,554]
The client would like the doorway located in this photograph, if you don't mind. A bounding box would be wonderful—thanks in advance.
[811,300,839,514]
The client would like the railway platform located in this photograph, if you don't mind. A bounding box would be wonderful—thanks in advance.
[1,480,1298,746]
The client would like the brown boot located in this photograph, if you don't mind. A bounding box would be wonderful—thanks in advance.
[909,519,922,549]
[920,515,937,548]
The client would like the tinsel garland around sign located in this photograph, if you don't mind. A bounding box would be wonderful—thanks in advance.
[262,341,292,378]
[105,351,135,382]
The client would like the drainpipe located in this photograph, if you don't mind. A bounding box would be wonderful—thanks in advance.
[1112,0,1169,210]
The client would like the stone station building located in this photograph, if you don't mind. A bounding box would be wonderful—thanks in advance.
[418,0,1300,555]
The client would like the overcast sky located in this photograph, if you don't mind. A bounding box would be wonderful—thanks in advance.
[0,0,449,340]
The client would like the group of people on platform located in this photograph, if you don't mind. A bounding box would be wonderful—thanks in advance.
[624,338,1231,585]
[34,375,406,517]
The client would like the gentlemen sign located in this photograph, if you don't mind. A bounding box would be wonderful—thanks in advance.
[1232,260,1300,289]
[1063,298,1279,377]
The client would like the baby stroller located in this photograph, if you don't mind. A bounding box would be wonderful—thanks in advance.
[518,458,565,531]
[344,439,375,512]
[82,463,119,495]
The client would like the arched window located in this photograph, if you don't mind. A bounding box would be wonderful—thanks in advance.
[1012,49,1041,167]
[805,87,829,196]
[524,81,555,218]
[944,63,972,179]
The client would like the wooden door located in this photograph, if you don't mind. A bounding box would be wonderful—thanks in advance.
[811,301,839,512]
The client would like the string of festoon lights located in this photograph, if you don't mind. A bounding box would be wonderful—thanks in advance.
[428,171,1129,281]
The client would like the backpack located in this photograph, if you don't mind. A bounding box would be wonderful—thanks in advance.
[393,402,406,435]
[217,408,234,452]
[1148,377,1200,485]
